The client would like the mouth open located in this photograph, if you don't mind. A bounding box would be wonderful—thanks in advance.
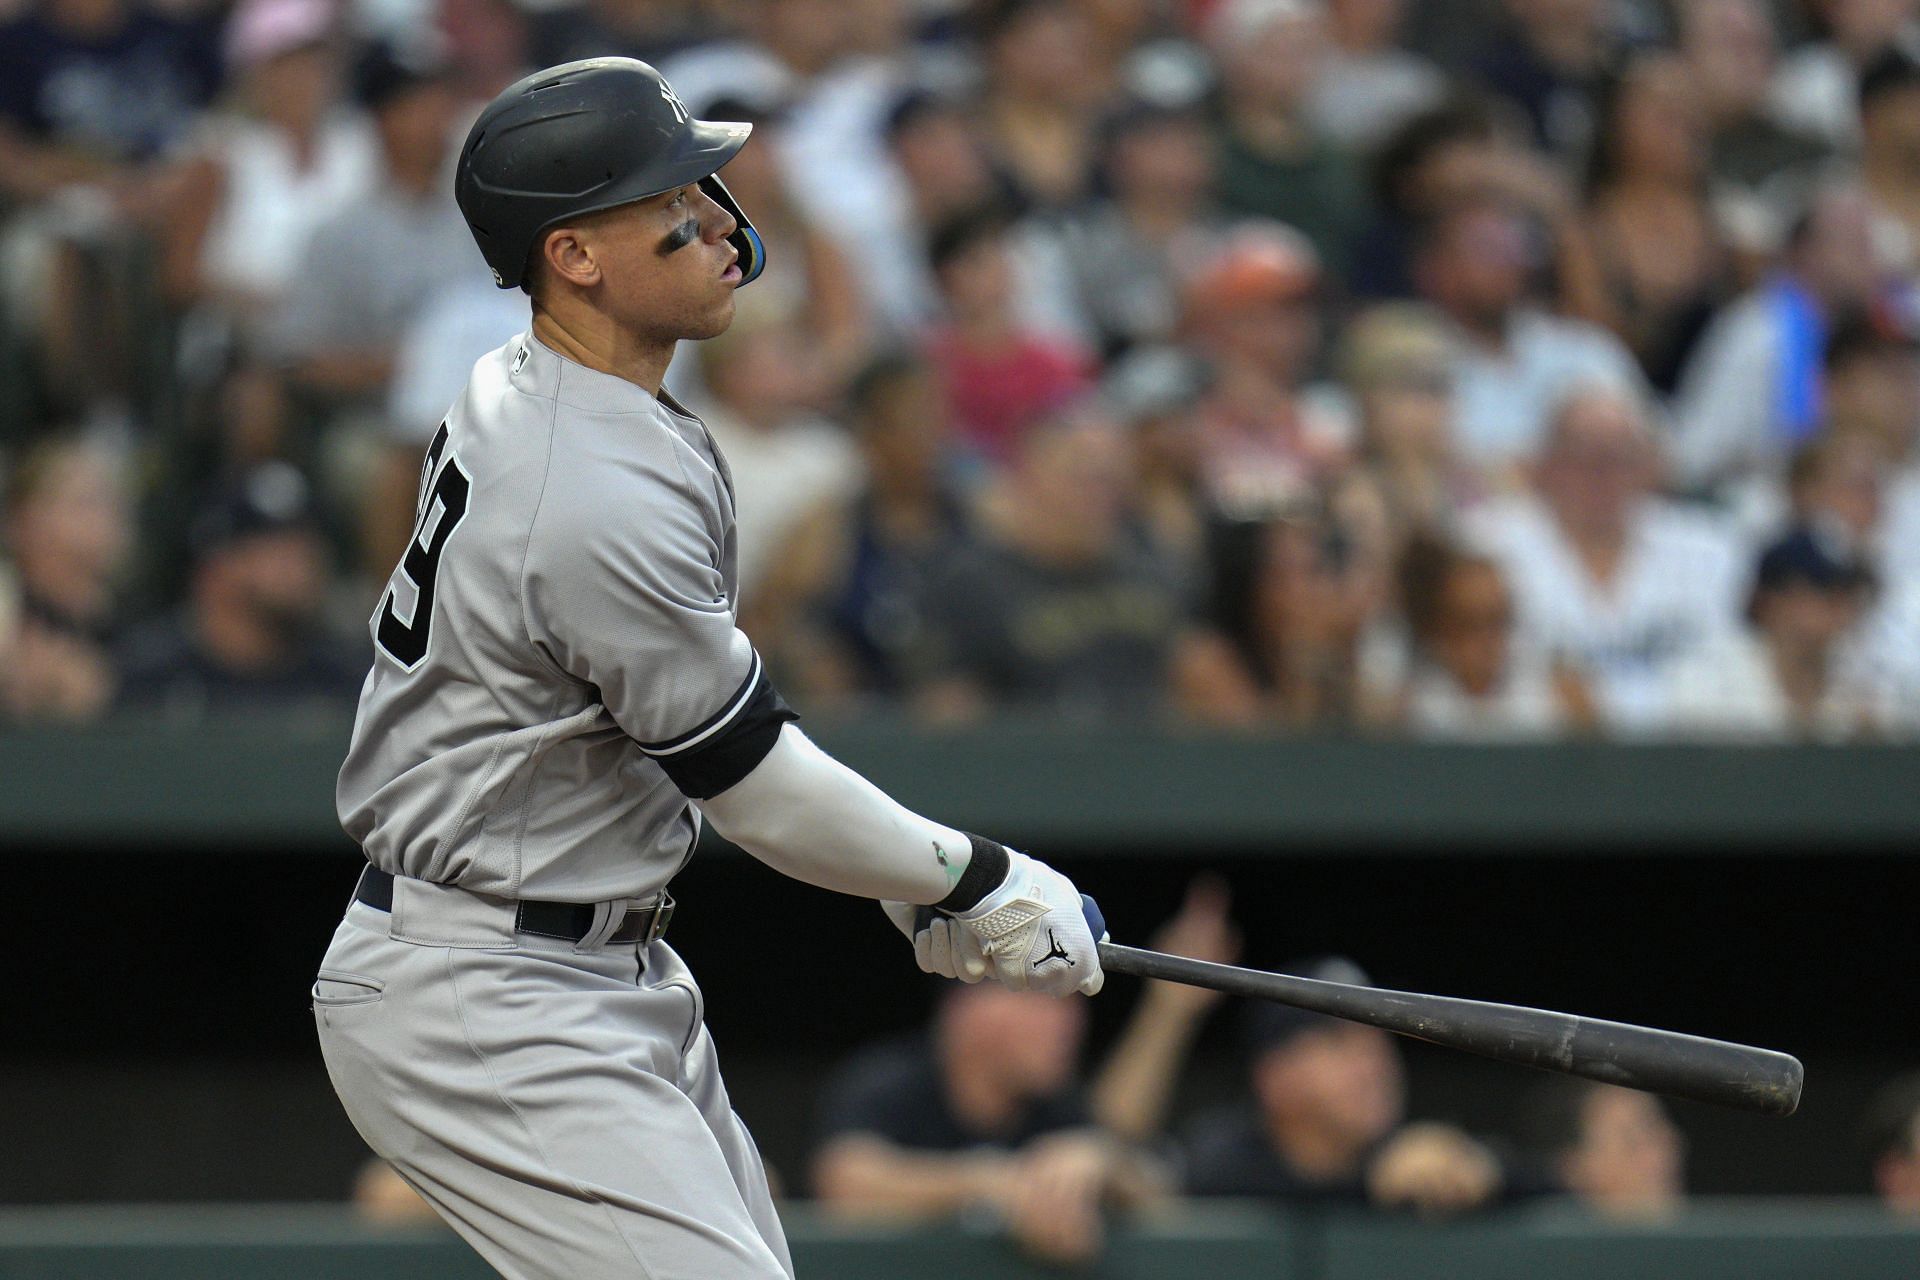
[721,262,743,283]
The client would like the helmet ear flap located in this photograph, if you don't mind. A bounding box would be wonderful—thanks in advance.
[699,174,765,285]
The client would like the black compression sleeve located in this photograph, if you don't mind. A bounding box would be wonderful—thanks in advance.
[656,667,799,799]
[934,834,1011,914]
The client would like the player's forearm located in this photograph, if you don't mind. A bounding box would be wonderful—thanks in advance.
[695,723,978,905]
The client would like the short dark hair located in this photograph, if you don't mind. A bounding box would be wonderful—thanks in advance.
[926,202,1014,277]
[1400,534,1501,645]
[847,348,930,418]
[1371,94,1504,215]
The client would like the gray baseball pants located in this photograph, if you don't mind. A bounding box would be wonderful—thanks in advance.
[313,876,795,1279]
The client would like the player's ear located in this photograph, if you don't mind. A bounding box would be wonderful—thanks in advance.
[542,226,601,289]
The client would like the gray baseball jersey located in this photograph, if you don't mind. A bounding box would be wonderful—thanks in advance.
[337,331,794,903]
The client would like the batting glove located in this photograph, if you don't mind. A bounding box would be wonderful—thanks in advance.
[883,850,1107,997]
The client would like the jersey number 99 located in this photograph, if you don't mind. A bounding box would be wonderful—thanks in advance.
[378,422,472,670]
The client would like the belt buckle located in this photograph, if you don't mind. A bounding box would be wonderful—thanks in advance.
[646,892,675,944]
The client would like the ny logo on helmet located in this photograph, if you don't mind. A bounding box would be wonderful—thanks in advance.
[659,80,690,125]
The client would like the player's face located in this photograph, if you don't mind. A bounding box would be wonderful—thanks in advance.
[585,183,744,342]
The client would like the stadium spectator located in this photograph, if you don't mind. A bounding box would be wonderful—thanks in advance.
[1663,525,1881,740]
[1306,0,1447,152]
[851,88,1014,333]
[817,351,968,700]
[1188,504,1380,730]
[116,462,361,721]
[695,92,870,392]
[1333,302,1476,547]
[1467,388,1746,732]
[1182,957,1518,1215]
[1582,50,1732,392]
[1520,1079,1686,1220]
[1672,184,1884,511]
[1087,877,1241,1144]
[909,405,1190,721]
[0,0,224,424]
[272,38,470,409]
[1770,0,1920,150]
[1392,535,1587,740]
[811,880,1237,1260]
[1206,0,1367,277]
[0,435,128,721]
[1100,344,1212,572]
[1413,198,1644,473]
[1864,1072,1920,1213]
[694,301,862,674]
[1471,0,1620,155]
[811,983,1168,1265]
[1052,98,1222,359]
[1681,0,1831,207]
[1785,431,1888,561]
[1860,46,1920,265]
[367,272,529,575]
[1179,223,1348,521]
[160,0,378,327]
[0,0,221,196]
[975,0,1104,211]
[920,204,1092,465]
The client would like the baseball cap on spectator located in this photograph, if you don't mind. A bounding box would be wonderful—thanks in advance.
[351,35,453,112]
[1239,955,1373,1056]
[188,462,320,564]
[1180,222,1321,316]
[225,0,335,70]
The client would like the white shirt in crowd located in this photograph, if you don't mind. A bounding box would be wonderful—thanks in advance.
[1401,649,1568,742]
[1662,628,1879,741]
[387,276,532,444]
[1306,46,1446,151]
[193,111,380,305]
[697,404,864,600]
[1838,578,1920,737]
[1465,495,1748,732]
[1449,310,1648,470]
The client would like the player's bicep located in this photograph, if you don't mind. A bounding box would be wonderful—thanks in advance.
[526,484,794,797]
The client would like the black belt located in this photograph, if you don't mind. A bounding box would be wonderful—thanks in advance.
[353,866,673,946]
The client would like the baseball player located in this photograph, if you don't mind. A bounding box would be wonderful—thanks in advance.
[313,57,1107,1280]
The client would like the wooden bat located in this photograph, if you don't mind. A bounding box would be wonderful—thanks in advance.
[1097,940,1803,1117]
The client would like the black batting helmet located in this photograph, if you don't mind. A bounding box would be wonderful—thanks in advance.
[454,57,767,291]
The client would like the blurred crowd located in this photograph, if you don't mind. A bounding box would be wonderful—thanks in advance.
[12,0,1920,738]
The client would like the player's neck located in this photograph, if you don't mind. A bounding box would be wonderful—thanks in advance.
[531,304,675,397]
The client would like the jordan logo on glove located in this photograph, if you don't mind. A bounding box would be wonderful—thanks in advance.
[1034,929,1074,969]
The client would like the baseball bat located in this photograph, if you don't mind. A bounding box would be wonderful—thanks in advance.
[1096,939,1803,1117]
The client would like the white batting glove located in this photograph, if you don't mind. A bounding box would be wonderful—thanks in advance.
[952,851,1106,997]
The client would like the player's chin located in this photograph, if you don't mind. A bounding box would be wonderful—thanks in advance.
[688,292,737,340]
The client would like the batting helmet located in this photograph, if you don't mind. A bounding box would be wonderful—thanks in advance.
[455,57,766,291]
